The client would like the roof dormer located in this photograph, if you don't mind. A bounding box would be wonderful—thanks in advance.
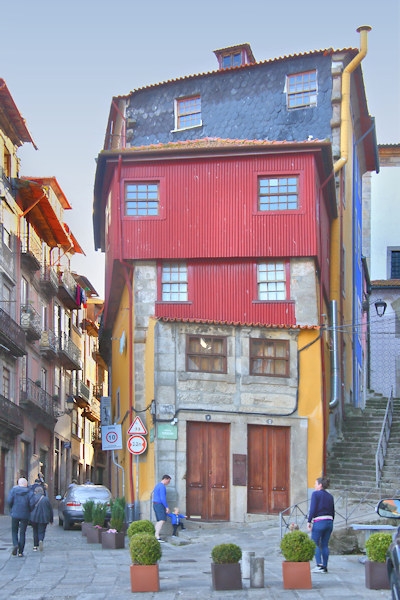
[213,43,256,70]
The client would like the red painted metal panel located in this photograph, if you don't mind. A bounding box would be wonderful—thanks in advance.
[155,260,296,326]
[113,153,319,261]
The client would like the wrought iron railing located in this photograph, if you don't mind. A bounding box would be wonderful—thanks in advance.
[20,378,55,418]
[20,304,42,337]
[0,393,24,433]
[60,332,81,366]
[20,232,42,263]
[375,389,394,486]
[0,307,26,355]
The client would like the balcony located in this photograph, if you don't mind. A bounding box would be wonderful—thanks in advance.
[0,307,26,357]
[40,265,58,297]
[19,378,55,426]
[58,332,81,370]
[75,380,90,408]
[20,304,42,341]
[0,224,15,275]
[21,232,41,272]
[0,393,24,436]
[57,269,78,310]
[84,396,101,422]
[92,337,108,370]
[39,329,58,360]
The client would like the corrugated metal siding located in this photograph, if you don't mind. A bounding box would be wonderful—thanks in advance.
[117,153,318,260]
[155,260,296,326]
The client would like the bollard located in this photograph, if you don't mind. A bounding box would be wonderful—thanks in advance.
[250,556,265,588]
[241,551,255,579]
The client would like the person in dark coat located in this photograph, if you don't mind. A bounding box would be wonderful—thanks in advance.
[29,486,53,551]
[7,477,32,557]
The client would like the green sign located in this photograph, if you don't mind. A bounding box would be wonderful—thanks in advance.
[149,428,155,443]
[157,424,178,440]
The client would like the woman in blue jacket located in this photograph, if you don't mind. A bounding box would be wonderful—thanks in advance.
[307,477,335,574]
[30,486,53,551]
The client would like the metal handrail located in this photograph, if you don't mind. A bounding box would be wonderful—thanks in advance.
[375,389,394,486]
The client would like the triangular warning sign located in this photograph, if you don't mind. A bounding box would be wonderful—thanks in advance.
[127,416,147,435]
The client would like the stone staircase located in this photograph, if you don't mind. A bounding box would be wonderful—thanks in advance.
[327,394,400,503]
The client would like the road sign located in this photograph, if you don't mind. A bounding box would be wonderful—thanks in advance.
[127,416,147,435]
[127,434,147,455]
[102,424,123,451]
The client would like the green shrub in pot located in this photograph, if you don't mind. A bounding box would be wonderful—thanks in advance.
[211,543,242,564]
[110,500,125,533]
[365,532,392,563]
[127,519,155,538]
[92,502,108,527]
[280,530,316,562]
[82,499,95,523]
[129,533,162,565]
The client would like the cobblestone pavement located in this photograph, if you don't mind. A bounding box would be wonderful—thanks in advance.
[0,515,391,599]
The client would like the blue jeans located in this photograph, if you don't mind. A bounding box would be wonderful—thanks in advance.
[11,518,28,553]
[311,519,333,567]
[32,522,47,547]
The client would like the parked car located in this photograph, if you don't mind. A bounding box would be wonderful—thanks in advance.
[376,498,400,599]
[56,483,112,530]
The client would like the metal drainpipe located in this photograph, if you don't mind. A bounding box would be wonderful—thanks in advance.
[329,300,340,409]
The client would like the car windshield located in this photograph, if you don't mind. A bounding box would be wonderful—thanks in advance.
[70,487,111,502]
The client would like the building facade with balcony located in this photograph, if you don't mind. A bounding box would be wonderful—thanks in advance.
[0,79,108,509]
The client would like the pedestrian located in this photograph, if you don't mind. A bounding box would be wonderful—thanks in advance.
[7,477,33,557]
[30,486,54,552]
[31,472,46,495]
[168,507,187,537]
[152,474,171,542]
[307,476,335,573]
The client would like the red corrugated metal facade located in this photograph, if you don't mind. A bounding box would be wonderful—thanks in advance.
[104,150,330,326]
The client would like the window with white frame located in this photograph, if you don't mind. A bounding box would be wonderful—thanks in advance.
[287,70,317,109]
[125,182,159,216]
[258,176,298,211]
[162,263,188,301]
[3,367,10,399]
[257,262,287,300]
[175,96,201,130]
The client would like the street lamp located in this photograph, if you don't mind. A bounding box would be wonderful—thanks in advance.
[374,299,387,318]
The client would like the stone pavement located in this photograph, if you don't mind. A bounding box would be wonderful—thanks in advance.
[0,514,392,599]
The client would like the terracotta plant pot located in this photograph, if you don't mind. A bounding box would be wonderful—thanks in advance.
[130,564,160,592]
[282,561,312,589]
[211,563,242,590]
[365,560,390,589]
[86,526,105,544]
[101,530,125,549]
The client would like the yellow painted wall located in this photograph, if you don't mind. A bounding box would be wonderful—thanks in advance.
[297,329,324,487]
[110,283,132,500]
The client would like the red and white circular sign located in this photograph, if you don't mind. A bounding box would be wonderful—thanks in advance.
[127,434,147,455]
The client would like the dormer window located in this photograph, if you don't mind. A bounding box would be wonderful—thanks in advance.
[214,43,256,70]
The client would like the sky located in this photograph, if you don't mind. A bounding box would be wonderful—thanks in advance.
[2,0,399,298]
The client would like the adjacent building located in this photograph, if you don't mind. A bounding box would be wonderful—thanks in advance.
[93,29,378,521]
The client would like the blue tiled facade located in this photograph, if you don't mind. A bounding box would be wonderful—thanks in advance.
[126,53,333,146]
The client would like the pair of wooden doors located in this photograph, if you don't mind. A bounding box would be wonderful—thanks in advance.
[186,422,290,520]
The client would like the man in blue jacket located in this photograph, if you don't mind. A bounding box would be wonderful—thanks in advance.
[7,477,33,557]
[152,474,171,542]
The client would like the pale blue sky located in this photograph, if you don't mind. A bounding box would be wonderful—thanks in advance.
[2,0,399,296]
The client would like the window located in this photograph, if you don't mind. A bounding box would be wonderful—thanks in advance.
[3,147,11,178]
[3,367,10,399]
[250,339,289,377]
[176,96,201,130]
[222,52,242,68]
[388,248,400,279]
[258,177,298,211]
[287,70,317,109]
[257,262,286,300]
[186,336,227,373]
[162,263,188,301]
[125,182,159,216]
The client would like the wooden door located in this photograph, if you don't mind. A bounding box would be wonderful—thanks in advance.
[186,421,230,521]
[247,425,290,514]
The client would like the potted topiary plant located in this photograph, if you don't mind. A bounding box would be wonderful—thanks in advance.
[81,499,95,537]
[102,498,126,549]
[127,519,155,539]
[129,532,162,592]
[211,543,242,590]
[365,532,392,589]
[86,502,108,544]
[280,529,316,589]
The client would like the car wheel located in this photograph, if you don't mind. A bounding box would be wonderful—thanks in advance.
[63,516,71,531]
[390,570,400,600]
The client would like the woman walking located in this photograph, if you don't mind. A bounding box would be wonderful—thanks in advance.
[307,476,335,573]
[30,486,53,551]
